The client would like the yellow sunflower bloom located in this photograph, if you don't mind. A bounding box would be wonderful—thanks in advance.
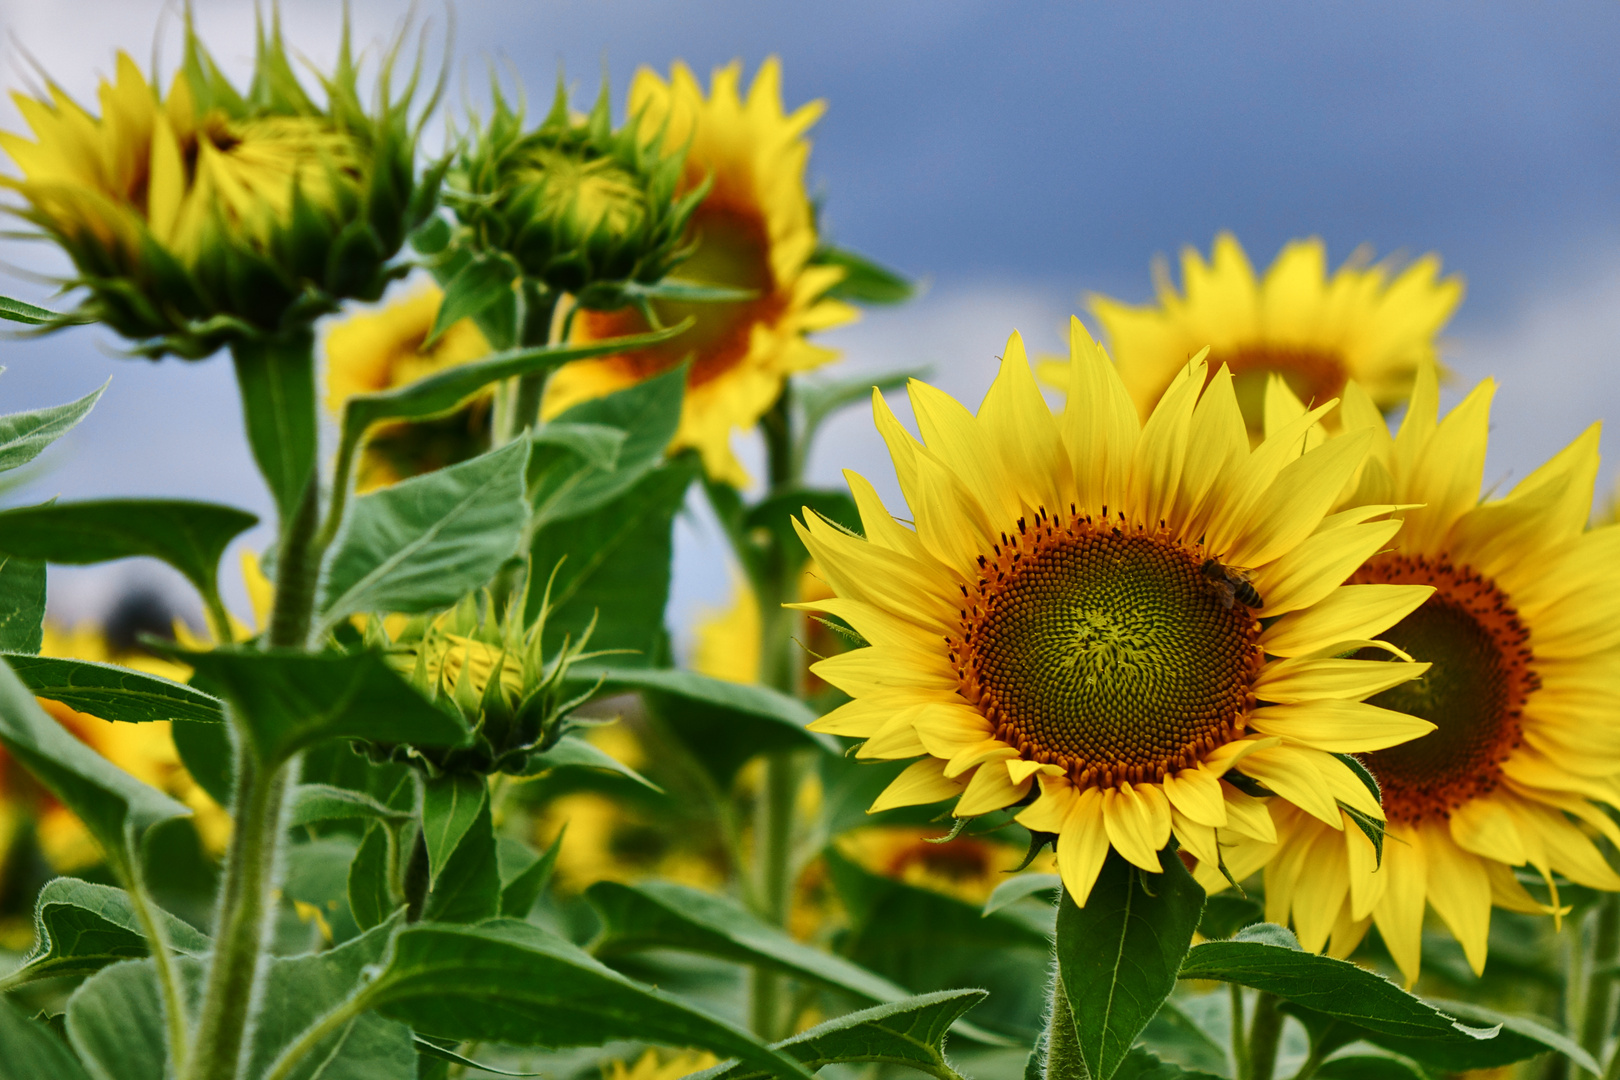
[1078,233,1463,437]
[793,318,1437,906]
[324,286,493,492]
[1230,367,1620,984]
[604,1048,720,1080]
[545,59,858,485]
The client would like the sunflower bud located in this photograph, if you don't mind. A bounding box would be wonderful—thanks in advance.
[0,14,440,359]
[443,78,704,306]
[360,584,597,777]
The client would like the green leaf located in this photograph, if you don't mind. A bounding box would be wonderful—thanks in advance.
[413,1038,542,1076]
[65,959,189,1080]
[1197,893,1264,941]
[0,555,45,653]
[697,990,989,1080]
[4,655,225,724]
[1056,851,1206,1080]
[249,915,417,1080]
[528,458,696,662]
[1178,936,1501,1046]
[0,997,93,1080]
[0,658,190,880]
[983,874,1060,916]
[797,367,926,457]
[531,364,686,527]
[0,293,58,325]
[1111,1047,1227,1079]
[1314,1053,1429,1080]
[287,784,411,828]
[178,648,468,766]
[361,919,815,1079]
[423,791,501,924]
[524,733,661,791]
[347,824,394,932]
[744,487,860,573]
[812,246,915,306]
[500,829,562,919]
[0,878,209,992]
[531,421,627,472]
[575,666,834,786]
[233,332,317,523]
[421,773,487,884]
[1371,997,1599,1073]
[171,719,233,806]
[427,252,517,345]
[342,321,691,438]
[0,381,106,473]
[0,499,256,606]
[317,439,530,634]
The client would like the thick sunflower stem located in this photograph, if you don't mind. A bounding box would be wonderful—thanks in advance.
[1230,983,1251,1079]
[748,388,804,1039]
[503,284,559,442]
[1584,894,1620,1077]
[1042,967,1086,1080]
[1246,991,1285,1080]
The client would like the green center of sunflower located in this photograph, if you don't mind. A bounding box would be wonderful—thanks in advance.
[1352,554,1536,824]
[952,510,1262,789]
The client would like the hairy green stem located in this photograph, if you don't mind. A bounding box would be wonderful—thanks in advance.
[1247,991,1284,1080]
[260,991,371,1080]
[504,286,558,442]
[183,750,295,1080]
[125,857,190,1075]
[1043,965,1083,1080]
[1230,983,1250,1080]
[1588,895,1620,1078]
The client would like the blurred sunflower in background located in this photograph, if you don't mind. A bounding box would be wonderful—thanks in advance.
[794,318,1438,906]
[604,1048,719,1080]
[692,566,844,693]
[324,285,493,492]
[546,58,858,485]
[1227,367,1620,985]
[1071,233,1462,439]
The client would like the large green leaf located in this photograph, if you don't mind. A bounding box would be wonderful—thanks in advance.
[347,825,393,932]
[316,438,530,633]
[531,365,685,526]
[1314,1053,1429,1079]
[524,732,661,790]
[359,919,815,1080]
[0,380,106,473]
[500,829,562,919]
[4,655,224,724]
[1363,997,1597,1072]
[528,458,696,662]
[421,773,487,883]
[178,648,468,766]
[0,878,209,992]
[575,666,834,786]
[65,958,192,1080]
[697,990,988,1080]
[1111,1048,1227,1079]
[0,997,93,1080]
[0,499,256,603]
[0,555,45,653]
[983,874,1061,916]
[232,333,318,524]
[286,784,411,829]
[249,916,417,1080]
[0,659,190,880]
[1178,931,1504,1050]
[1057,852,1206,1080]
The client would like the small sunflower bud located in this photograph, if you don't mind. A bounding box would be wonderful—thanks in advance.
[443,78,704,304]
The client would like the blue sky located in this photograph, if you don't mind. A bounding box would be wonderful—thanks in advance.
[2,1,1617,639]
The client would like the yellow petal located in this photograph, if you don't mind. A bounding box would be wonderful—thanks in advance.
[1249,699,1435,752]
[1260,584,1433,658]
[1101,783,1170,872]
[1372,822,1427,986]
[1254,657,1429,704]
[954,758,1033,817]
[1421,823,1492,976]
[1162,766,1229,827]
[1055,787,1111,905]
[869,758,962,813]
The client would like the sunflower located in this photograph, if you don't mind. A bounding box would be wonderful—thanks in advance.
[1224,368,1620,984]
[1076,233,1462,438]
[545,59,858,486]
[793,319,1437,906]
[324,286,493,492]
[0,21,428,358]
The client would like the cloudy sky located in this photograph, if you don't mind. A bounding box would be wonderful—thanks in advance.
[1,1,1617,645]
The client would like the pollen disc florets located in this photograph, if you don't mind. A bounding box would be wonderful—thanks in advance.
[951,508,1264,790]
[1351,553,1538,823]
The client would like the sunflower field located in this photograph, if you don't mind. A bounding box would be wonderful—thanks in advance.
[0,8,1616,1080]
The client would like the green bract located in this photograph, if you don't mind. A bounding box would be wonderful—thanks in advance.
[442,78,704,307]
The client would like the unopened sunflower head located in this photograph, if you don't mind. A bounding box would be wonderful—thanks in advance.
[0,12,441,359]
[362,579,600,777]
[444,76,702,304]
[796,317,1443,910]
[1075,233,1463,440]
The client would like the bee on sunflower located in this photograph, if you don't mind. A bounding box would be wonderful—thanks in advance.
[1217,367,1620,984]
[1074,233,1463,440]
[546,59,859,486]
[794,317,1438,906]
